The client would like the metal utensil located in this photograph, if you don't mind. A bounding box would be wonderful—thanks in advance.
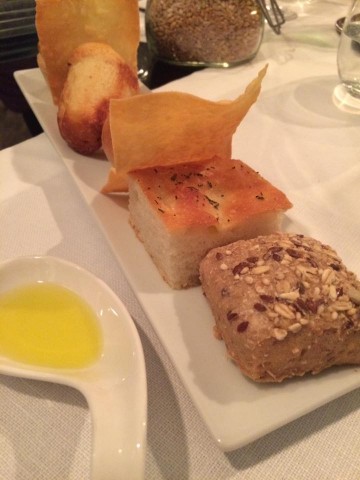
[257,0,286,34]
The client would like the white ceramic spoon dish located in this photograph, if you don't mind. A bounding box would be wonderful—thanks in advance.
[0,256,147,480]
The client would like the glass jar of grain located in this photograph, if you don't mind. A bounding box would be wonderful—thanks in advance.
[145,0,265,67]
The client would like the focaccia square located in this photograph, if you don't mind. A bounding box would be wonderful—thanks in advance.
[128,156,292,289]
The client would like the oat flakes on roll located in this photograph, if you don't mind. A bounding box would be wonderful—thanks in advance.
[199,233,360,383]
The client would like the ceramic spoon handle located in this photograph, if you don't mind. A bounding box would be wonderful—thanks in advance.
[84,384,146,480]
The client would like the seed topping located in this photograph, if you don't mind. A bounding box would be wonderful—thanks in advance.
[288,322,302,333]
[259,294,275,303]
[348,287,360,305]
[232,262,250,275]
[273,328,287,341]
[237,321,249,333]
[252,265,270,275]
[254,302,266,312]
[211,233,360,345]
[227,311,239,322]
[278,289,300,301]
[274,303,295,320]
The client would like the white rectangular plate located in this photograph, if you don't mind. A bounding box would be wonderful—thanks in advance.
[15,65,360,451]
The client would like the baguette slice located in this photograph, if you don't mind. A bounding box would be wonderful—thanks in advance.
[200,233,360,382]
[36,0,140,104]
[128,156,292,289]
[57,42,139,155]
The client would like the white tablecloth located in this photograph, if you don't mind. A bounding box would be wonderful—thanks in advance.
[1,1,360,478]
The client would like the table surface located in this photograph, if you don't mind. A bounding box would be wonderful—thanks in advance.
[1,1,360,479]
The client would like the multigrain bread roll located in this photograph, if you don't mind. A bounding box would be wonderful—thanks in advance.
[128,157,292,289]
[199,233,360,382]
[57,42,139,155]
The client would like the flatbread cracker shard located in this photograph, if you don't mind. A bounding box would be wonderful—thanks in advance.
[101,65,268,193]
[36,0,140,104]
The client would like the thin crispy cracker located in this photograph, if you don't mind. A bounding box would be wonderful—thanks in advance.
[36,0,140,104]
[102,65,267,193]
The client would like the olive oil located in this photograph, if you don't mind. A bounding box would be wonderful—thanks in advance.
[0,283,102,368]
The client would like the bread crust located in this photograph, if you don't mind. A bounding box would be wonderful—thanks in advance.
[129,157,292,232]
[128,158,292,288]
[200,233,360,382]
[57,42,139,155]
